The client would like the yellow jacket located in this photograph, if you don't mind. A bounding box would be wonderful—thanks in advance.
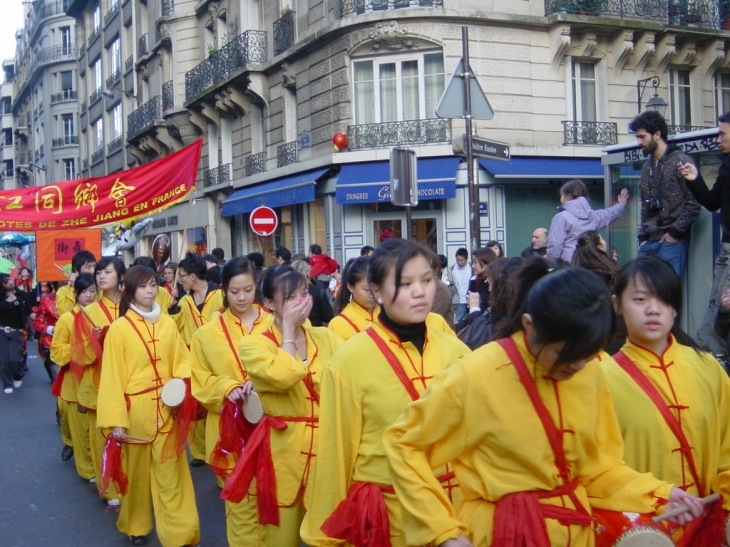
[96,309,191,443]
[173,288,224,346]
[328,302,379,341]
[426,312,456,336]
[55,285,76,317]
[76,296,120,410]
[301,319,471,546]
[602,336,730,507]
[156,286,172,315]
[190,306,274,470]
[383,332,673,547]
[50,306,97,403]
[240,324,342,507]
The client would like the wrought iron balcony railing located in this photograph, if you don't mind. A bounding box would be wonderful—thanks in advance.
[162,80,174,111]
[545,0,724,29]
[185,30,268,100]
[203,163,232,187]
[80,100,87,112]
[127,95,163,139]
[13,44,77,101]
[161,0,174,15]
[125,55,134,73]
[51,90,78,103]
[340,0,442,15]
[562,121,618,145]
[107,136,123,154]
[79,43,86,57]
[91,147,104,165]
[106,68,122,90]
[274,10,295,56]
[88,26,101,44]
[668,124,712,134]
[277,141,297,168]
[139,34,148,57]
[26,1,71,41]
[82,158,89,171]
[347,118,451,150]
[245,151,266,177]
[52,135,79,147]
[16,153,28,166]
[104,0,120,25]
[90,88,103,105]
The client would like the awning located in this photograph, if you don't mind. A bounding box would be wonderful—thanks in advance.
[336,157,460,204]
[478,157,604,179]
[222,168,331,216]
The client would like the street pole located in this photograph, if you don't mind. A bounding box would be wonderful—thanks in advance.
[462,26,480,252]
[404,205,412,240]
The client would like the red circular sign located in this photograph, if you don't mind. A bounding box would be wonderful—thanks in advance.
[249,206,279,236]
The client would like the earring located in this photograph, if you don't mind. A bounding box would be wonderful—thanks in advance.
[377,299,382,304]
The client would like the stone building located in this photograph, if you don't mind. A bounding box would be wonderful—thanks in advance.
[13,0,81,189]
[2,59,15,190]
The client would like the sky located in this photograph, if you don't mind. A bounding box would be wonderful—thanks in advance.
[0,1,25,63]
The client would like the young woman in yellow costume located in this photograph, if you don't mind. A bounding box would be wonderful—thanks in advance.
[221,265,341,547]
[383,259,704,547]
[169,252,223,465]
[301,238,471,547]
[329,256,377,341]
[191,256,274,546]
[601,255,730,546]
[133,256,173,314]
[50,273,98,482]
[55,250,97,316]
[97,265,200,547]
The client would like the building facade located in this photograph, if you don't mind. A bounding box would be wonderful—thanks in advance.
[1,59,15,190]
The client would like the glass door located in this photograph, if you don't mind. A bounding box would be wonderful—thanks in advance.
[371,213,440,251]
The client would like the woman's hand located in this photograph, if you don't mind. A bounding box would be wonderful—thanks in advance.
[111,427,127,441]
[226,381,254,405]
[438,536,474,547]
[92,326,103,339]
[467,292,480,310]
[281,295,313,332]
[721,289,730,312]
[617,188,629,207]
[664,488,704,525]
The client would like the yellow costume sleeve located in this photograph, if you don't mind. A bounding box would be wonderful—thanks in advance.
[96,320,131,430]
[709,364,730,509]
[327,315,357,341]
[426,312,455,336]
[55,286,75,317]
[171,323,192,379]
[190,325,240,412]
[156,287,173,315]
[50,311,73,366]
[240,335,307,393]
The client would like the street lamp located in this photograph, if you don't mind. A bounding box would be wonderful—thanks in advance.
[637,76,668,116]
[103,86,137,99]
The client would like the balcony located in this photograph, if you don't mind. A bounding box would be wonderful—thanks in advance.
[106,68,122,89]
[562,121,618,145]
[91,147,104,165]
[138,34,148,58]
[162,80,174,111]
[51,90,78,103]
[26,1,71,41]
[80,100,87,112]
[185,30,268,100]
[16,153,28,166]
[668,124,712,134]
[52,135,79,147]
[104,0,120,25]
[347,118,451,150]
[161,0,174,16]
[127,95,163,139]
[2,101,12,115]
[82,158,89,171]
[277,141,297,168]
[107,136,123,154]
[90,88,103,105]
[88,26,101,44]
[125,55,134,73]
[79,43,86,57]
[13,45,77,101]
[245,151,266,176]
[545,0,724,29]
[203,163,231,187]
[273,10,295,56]
[340,0,442,15]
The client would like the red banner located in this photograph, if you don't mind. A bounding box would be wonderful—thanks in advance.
[0,139,202,231]
[36,229,102,281]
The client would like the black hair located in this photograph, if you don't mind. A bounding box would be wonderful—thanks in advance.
[274,246,291,263]
[246,252,264,269]
[260,265,308,305]
[613,255,700,351]
[212,247,225,261]
[360,245,375,256]
[95,257,127,286]
[203,254,218,264]
[334,256,370,314]
[719,112,730,125]
[629,111,669,142]
[571,231,618,288]
[71,250,97,273]
[221,257,255,309]
[487,257,523,318]
[485,240,504,258]
[560,179,588,200]
[178,252,207,280]
[455,248,468,260]
[0,273,11,288]
[119,266,157,317]
[437,254,448,270]
[368,238,438,303]
[309,244,322,255]
[291,253,308,263]
[74,273,97,298]
[133,256,157,271]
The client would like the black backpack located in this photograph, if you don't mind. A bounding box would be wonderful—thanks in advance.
[457,308,494,351]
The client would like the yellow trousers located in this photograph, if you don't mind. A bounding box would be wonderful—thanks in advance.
[116,435,200,547]
[258,493,304,547]
[67,403,94,480]
[58,399,72,447]
[87,410,120,502]
[188,420,206,461]
[225,493,260,547]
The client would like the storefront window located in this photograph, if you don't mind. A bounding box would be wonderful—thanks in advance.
[246,206,293,267]
[608,164,642,266]
[309,197,327,251]
[186,227,208,255]
[366,200,441,214]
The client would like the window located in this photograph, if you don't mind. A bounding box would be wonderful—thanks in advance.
[109,38,121,75]
[92,2,101,32]
[3,160,13,177]
[93,117,103,151]
[2,129,12,146]
[60,27,73,55]
[716,73,730,118]
[63,159,77,181]
[572,60,597,122]
[1,97,11,114]
[93,58,102,92]
[112,103,122,139]
[353,52,444,124]
[62,114,75,140]
[669,68,692,128]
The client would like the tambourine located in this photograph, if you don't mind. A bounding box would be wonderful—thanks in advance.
[160,378,186,409]
[243,392,265,424]
[594,509,673,547]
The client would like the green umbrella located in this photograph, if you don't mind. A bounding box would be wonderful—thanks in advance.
[0,256,16,274]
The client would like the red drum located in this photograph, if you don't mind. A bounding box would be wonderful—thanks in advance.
[594,509,673,547]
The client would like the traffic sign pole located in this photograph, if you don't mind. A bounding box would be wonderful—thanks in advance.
[462,27,481,252]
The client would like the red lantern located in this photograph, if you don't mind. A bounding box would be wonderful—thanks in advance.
[332,132,348,151]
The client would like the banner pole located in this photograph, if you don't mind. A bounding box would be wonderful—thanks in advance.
[178,194,194,260]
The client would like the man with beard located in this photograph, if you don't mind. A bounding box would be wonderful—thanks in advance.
[629,111,700,278]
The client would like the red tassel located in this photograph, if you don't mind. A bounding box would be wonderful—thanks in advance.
[100,435,128,496]
[682,501,726,547]
[50,366,66,397]
[161,377,198,463]
[492,492,552,547]
[321,482,392,547]
[221,415,287,525]
[209,400,255,478]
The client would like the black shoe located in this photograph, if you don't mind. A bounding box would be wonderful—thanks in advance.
[129,535,147,545]
[61,445,73,461]
[190,459,205,467]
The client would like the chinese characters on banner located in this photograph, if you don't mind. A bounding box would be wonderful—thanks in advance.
[36,229,102,281]
[0,139,202,230]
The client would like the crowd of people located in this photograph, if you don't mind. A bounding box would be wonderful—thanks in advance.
[0,108,730,547]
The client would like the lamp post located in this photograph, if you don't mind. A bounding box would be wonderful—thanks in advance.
[637,76,668,116]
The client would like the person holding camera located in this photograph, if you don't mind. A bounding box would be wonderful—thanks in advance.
[629,111,700,279]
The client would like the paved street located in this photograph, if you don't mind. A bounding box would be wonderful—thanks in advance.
[0,346,227,547]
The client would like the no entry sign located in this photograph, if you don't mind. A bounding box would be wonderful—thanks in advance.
[249,206,279,236]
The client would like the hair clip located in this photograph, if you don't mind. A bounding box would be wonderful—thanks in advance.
[547,267,555,273]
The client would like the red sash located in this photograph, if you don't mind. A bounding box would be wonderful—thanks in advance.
[365,328,420,401]
[220,315,248,381]
[494,337,592,546]
[613,351,705,497]
[340,313,361,335]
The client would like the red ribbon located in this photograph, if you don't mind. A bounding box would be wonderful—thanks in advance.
[321,482,392,547]
[161,377,200,463]
[209,399,256,478]
[100,435,128,496]
[365,327,420,401]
